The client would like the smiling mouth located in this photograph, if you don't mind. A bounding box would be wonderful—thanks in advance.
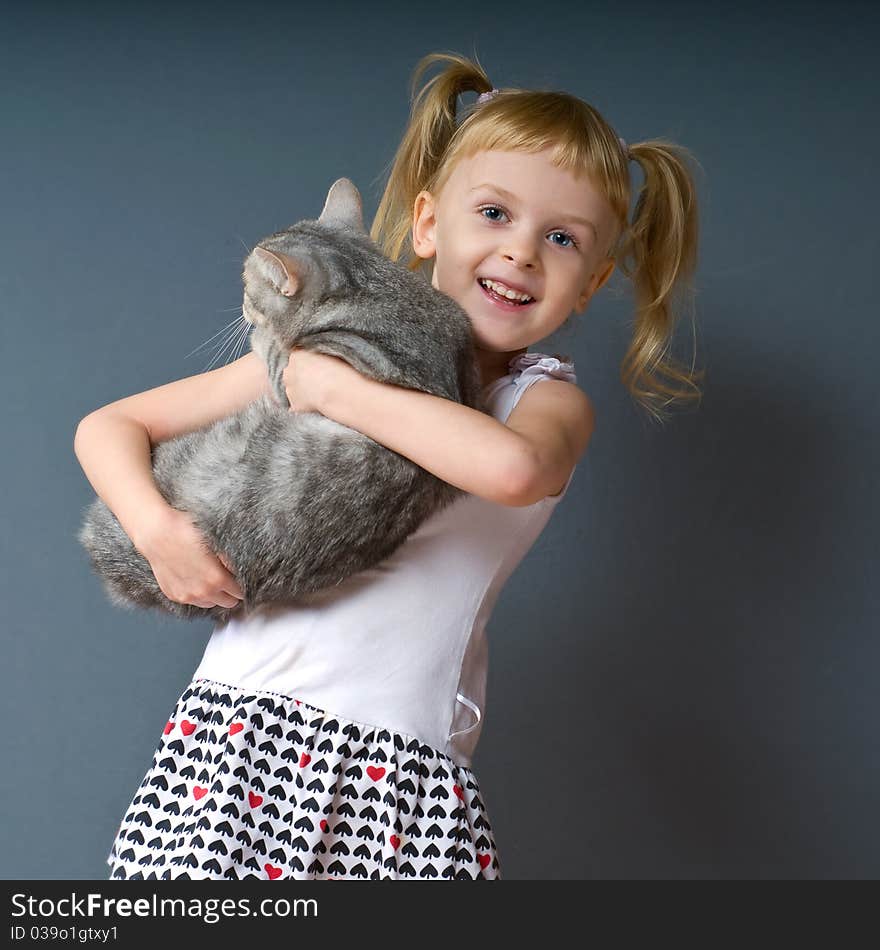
[477,278,536,310]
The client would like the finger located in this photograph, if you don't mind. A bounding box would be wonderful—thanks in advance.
[218,568,243,599]
[189,594,236,609]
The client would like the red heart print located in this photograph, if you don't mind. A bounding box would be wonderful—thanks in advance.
[453,784,464,800]
[295,699,301,706]
[163,721,173,735]
[366,766,385,782]
[299,752,311,767]
[193,786,207,800]
[228,722,243,735]
[180,720,196,736]
[248,791,263,808]
[320,819,329,833]
[478,853,491,870]
[390,834,400,850]
[264,863,282,879]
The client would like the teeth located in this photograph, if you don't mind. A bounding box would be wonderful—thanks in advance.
[479,278,533,302]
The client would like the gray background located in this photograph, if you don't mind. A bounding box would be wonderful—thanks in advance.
[2,0,877,879]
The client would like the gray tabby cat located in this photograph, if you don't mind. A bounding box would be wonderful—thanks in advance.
[77,178,484,625]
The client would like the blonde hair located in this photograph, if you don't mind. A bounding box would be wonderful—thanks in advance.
[370,51,705,423]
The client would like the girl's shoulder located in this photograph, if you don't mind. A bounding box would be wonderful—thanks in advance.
[508,351,577,385]
[502,351,589,504]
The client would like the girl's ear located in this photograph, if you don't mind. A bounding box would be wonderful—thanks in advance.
[575,259,616,311]
[594,258,616,294]
[412,190,438,260]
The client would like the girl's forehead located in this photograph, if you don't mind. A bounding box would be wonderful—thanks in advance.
[445,148,612,215]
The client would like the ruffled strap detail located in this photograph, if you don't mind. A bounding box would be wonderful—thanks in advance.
[508,351,577,385]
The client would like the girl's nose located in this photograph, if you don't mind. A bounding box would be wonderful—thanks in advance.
[500,236,538,268]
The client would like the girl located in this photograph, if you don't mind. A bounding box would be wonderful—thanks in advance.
[74,51,701,881]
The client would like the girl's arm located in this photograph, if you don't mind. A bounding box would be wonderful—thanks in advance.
[74,351,273,552]
[73,414,176,553]
[287,351,592,506]
[315,372,532,506]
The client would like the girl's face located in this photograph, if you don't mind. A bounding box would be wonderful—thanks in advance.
[412,148,618,357]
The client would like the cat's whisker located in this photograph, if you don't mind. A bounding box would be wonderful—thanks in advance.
[195,312,244,338]
[195,316,244,371]
[232,321,253,362]
[183,315,246,360]
[201,316,248,373]
[201,330,240,373]
[226,319,250,364]
[227,322,252,366]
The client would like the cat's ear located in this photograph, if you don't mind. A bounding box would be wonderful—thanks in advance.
[253,247,303,297]
[317,178,366,233]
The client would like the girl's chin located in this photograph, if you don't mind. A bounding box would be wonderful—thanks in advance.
[469,323,526,356]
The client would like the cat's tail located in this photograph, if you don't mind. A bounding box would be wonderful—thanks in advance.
[77,498,214,622]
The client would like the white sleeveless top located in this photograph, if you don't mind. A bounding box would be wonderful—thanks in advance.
[193,351,579,769]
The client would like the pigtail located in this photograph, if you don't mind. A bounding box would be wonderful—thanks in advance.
[370,51,493,269]
[614,140,705,422]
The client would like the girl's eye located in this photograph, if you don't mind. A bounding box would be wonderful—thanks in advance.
[478,205,508,223]
[477,205,579,249]
[549,231,579,249]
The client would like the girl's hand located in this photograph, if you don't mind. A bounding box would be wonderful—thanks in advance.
[283,348,358,415]
[138,507,244,609]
